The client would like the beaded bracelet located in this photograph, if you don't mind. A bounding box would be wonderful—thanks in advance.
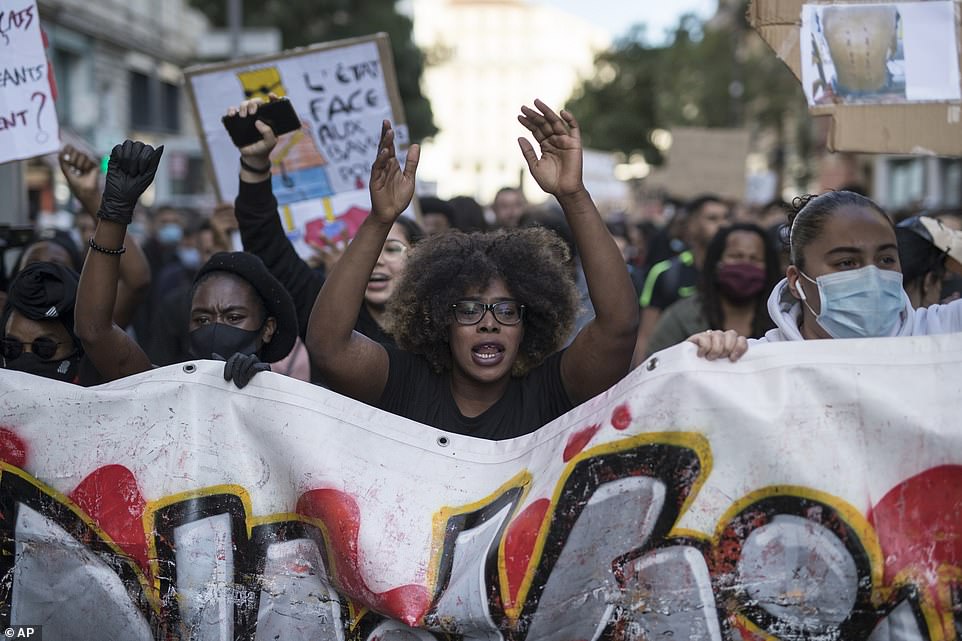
[240,157,271,173]
[88,237,126,255]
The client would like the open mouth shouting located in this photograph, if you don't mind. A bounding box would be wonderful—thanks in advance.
[367,272,391,292]
[471,341,506,367]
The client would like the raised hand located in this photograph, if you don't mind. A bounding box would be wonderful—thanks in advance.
[210,202,238,251]
[368,120,420,223]
[58,145,100,200]
[226,96,278,165]
[517,99,584,198]
[97,140,164,226]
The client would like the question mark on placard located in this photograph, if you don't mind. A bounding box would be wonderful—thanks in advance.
[31,92,48,143]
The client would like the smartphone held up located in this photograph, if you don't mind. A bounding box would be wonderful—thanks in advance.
[222,98,302,147]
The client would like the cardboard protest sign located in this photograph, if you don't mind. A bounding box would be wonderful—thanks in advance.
[185,34,408,256]
[750,0,962,156]
[3,332,962,639]
[0,0,59,165]
[800,2,960,106]
[645,127,750,201]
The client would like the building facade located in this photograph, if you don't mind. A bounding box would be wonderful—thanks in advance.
[410,0,610,204]
[5,0,212,224]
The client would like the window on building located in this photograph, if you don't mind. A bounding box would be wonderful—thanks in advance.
[130,71,152,130]
[942,159,961,209]
[167,152,207,197]
[162,81,180,132]
[51,48,81,128]
[130,72,180,133]
[888,158,925,211]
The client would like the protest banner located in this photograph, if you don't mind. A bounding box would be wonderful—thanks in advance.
[0,0,59,165]
[185,34,409,256]
[749,0,962,156]
[2,333,962,639]
[645,127,751,202]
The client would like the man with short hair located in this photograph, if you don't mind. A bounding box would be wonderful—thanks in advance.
[633,194,731,363]
[491,187,527,229]
[419,196,455,236]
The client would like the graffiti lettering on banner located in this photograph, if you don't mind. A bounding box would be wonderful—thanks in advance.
[186,34,410,258]
[0,0,58,164]
[1,334,962,640]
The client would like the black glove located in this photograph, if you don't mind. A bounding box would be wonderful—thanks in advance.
[218,352,271,389]
[97,140,164,225]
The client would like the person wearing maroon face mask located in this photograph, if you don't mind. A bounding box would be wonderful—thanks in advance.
[645,223,780,357]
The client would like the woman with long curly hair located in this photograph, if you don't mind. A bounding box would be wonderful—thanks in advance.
[306,101,639,440]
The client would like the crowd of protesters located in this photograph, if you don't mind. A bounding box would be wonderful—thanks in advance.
[3,96,962,440]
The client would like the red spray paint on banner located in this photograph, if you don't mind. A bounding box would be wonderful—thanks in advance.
[296,488,431,625]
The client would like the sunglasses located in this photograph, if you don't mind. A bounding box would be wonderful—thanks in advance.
[1,336,65,361]
[451,300,525,326]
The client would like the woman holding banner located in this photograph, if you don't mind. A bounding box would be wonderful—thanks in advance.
[305,101,639,440]
[688,191,962,361]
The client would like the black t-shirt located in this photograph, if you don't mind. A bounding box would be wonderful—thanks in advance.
[376,346,573,440]
[75,355,104,387]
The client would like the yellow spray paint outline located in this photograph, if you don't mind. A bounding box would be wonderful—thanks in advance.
[423,470,533,612]
[0,462,160,614]
[7,447,958,638]
[704,485,957,641]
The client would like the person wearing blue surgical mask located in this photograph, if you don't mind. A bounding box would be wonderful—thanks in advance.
[685,191,962,361]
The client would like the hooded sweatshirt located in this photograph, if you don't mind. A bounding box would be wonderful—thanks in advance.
[760,278,962,343]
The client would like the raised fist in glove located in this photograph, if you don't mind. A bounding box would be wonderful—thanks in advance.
[97,140,164,226]
[217,352,271,389]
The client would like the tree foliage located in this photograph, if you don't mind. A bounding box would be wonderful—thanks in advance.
[190,0,437,139]
[568,4,806,170]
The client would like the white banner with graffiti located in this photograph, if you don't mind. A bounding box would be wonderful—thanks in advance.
[1,333,961,641]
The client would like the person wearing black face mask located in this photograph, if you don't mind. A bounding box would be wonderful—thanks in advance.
[645,223,781,358]
[75,140,298,388]
[185,251,297,368]
[1,262,102,385]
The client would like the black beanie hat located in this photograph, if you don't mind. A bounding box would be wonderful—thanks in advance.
[192,252,298,362]
[2,262,81,345]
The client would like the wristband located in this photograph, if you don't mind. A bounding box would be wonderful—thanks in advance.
[95,205,134,226]
[88,237,126,255]
[240,157,271,173]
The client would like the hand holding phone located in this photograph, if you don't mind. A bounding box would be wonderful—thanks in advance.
[222,98,301,148]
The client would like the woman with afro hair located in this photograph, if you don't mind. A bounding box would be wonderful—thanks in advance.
[306,101,639,440]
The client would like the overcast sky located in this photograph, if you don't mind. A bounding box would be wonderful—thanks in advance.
[535,0,718,44]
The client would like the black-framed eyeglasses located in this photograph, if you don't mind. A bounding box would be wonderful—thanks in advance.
[451,300,525,326]
[1,336,64,361]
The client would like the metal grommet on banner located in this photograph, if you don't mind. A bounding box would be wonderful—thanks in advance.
[646,357,658,372]
[437,436,450,447]
[183,363,197,374]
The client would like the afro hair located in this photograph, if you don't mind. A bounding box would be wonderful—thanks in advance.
[385,227,579,375]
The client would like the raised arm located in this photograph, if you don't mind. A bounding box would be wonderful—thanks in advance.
[517,100,639,404]
[305,122,419,403]
[228,97,324,340]
[75,140,162,381]
[59,146,151,328]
